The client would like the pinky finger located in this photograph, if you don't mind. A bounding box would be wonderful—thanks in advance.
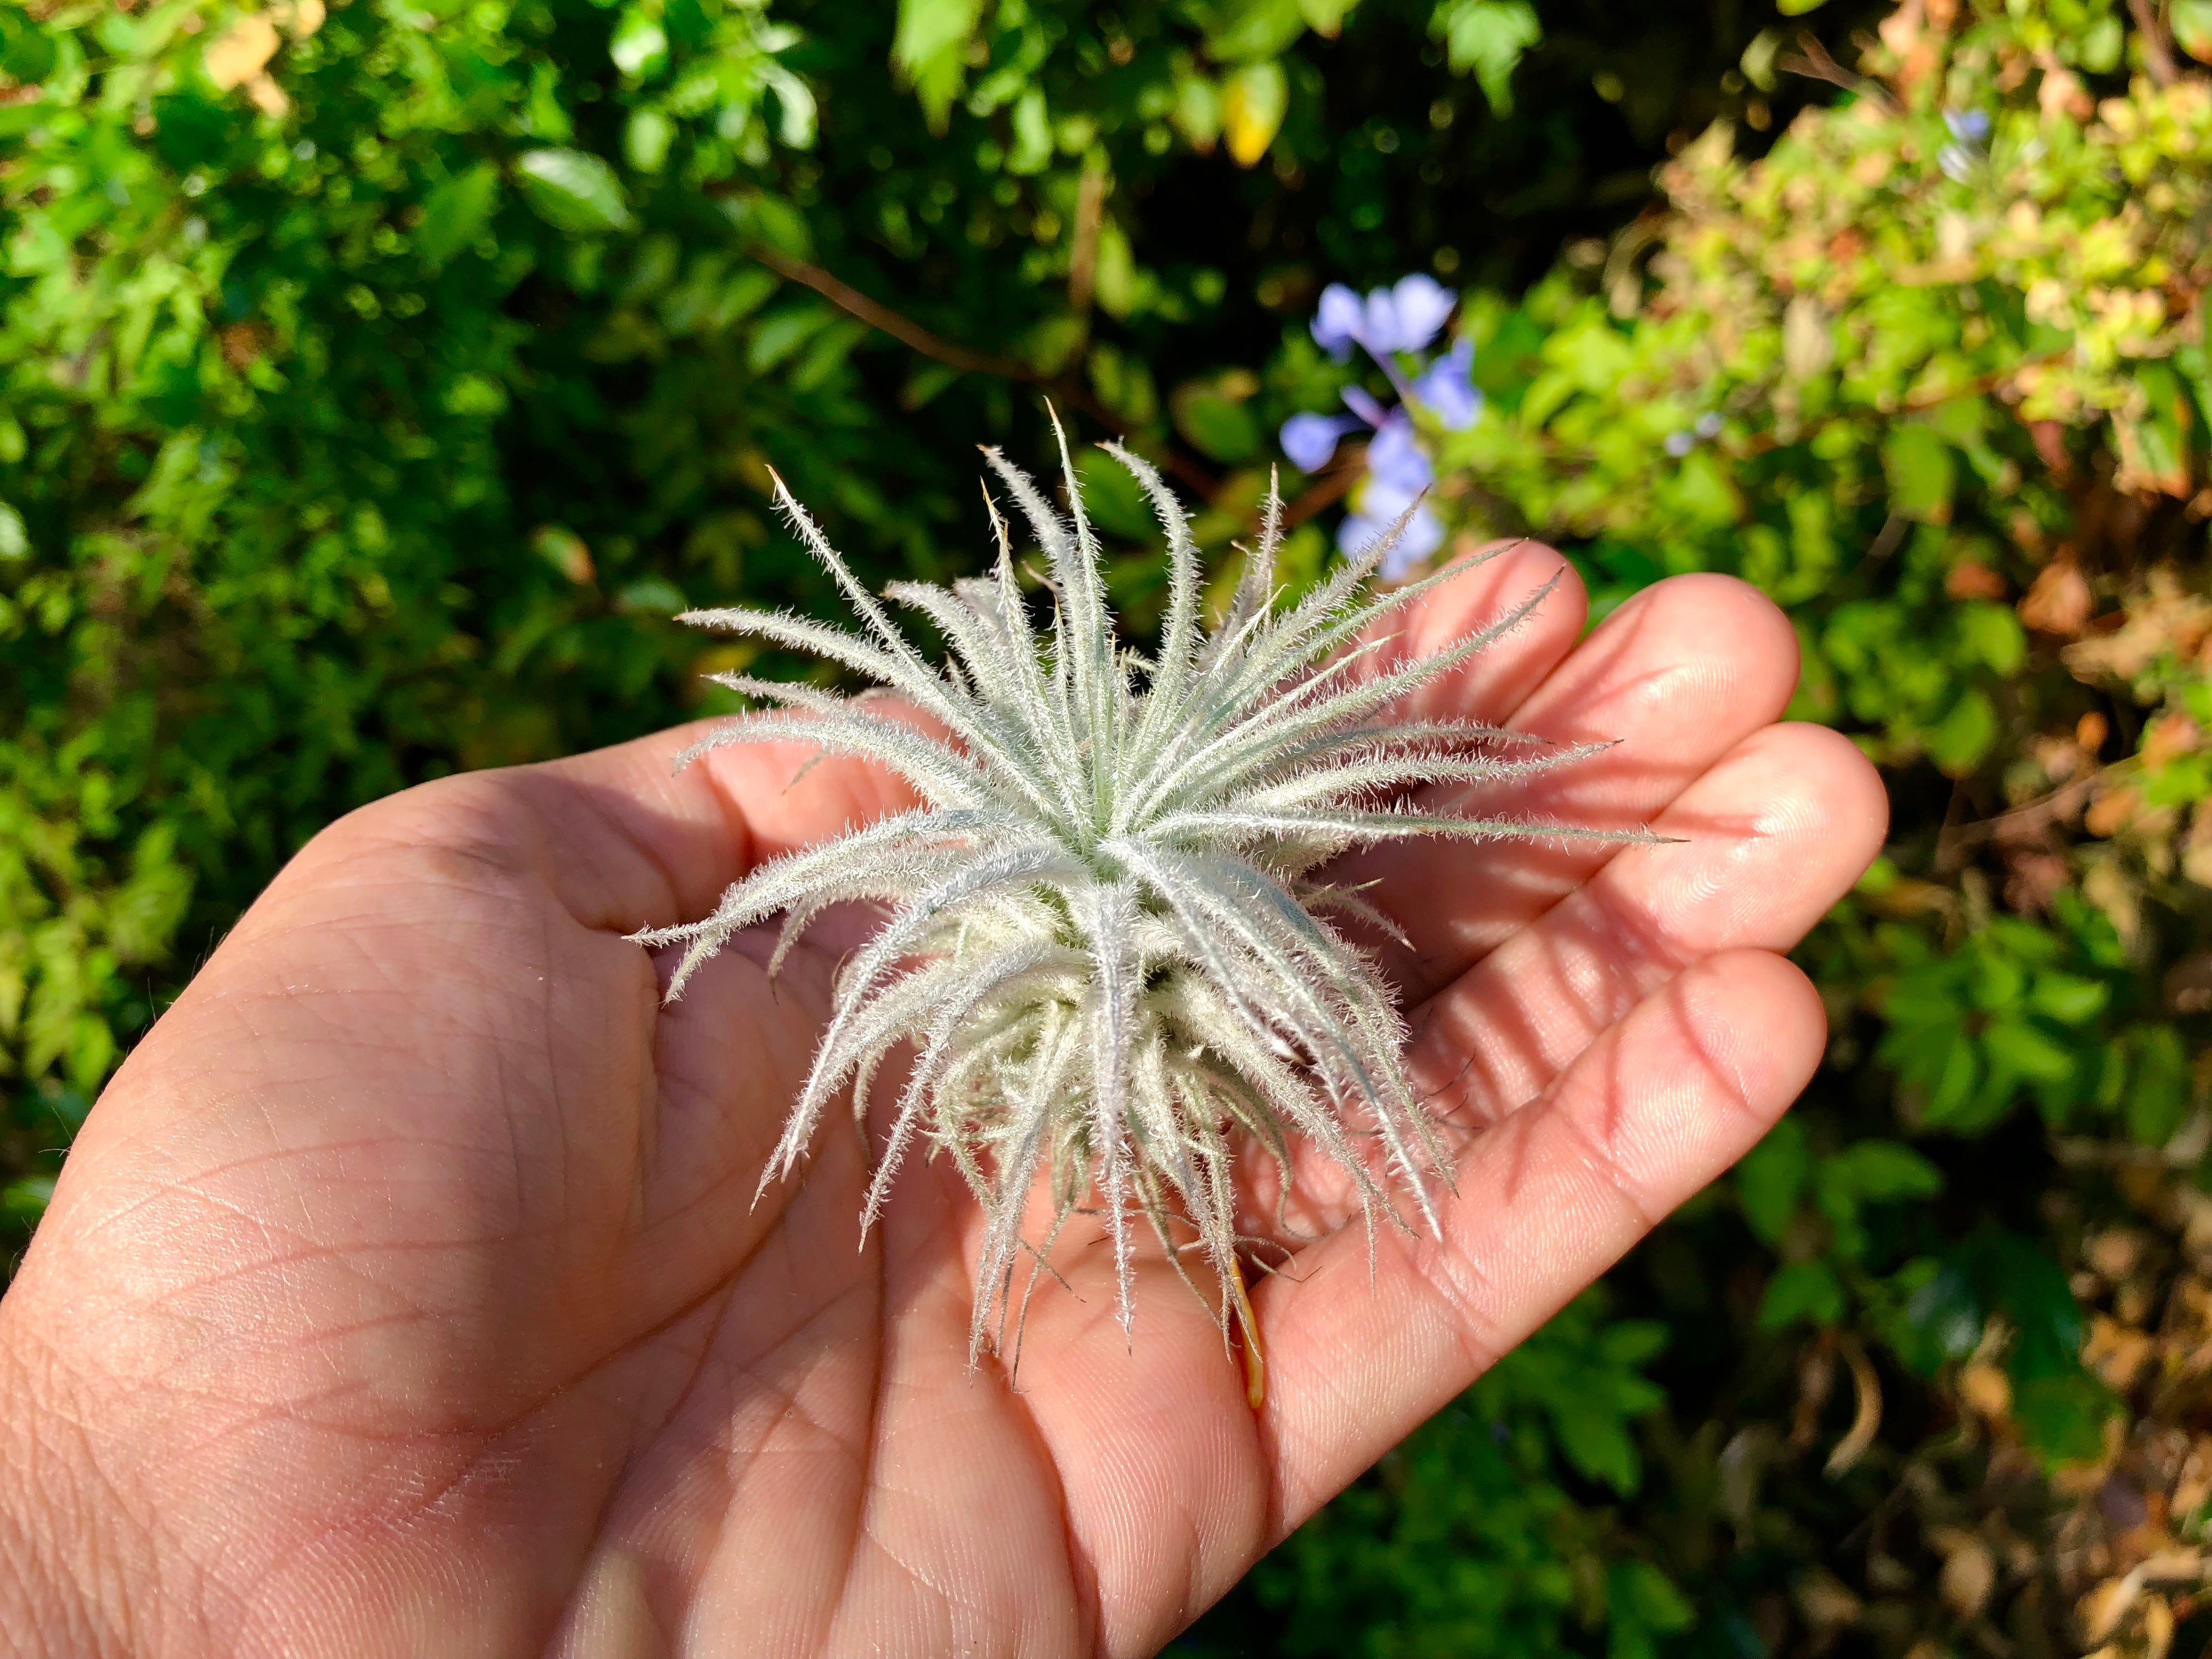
[1255,947,1826,1534]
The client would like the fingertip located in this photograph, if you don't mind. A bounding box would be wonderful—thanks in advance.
[1559,572,1799,730]
[1392,539,1587,721]
[1665,947,1827,1139]
[1786,720,1892,876]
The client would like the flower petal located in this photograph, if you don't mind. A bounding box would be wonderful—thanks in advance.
[1411,339,1481,430]
[1340,384,1391,428]
[1375,273,1456,353]
[1364,411,1435,494]
[1281,412,1362,472]
[1311,282,1365,360]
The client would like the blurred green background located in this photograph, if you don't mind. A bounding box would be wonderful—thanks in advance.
[8,0,2212,1651]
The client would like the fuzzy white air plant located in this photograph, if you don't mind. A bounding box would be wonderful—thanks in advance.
[633,431,1635,1368]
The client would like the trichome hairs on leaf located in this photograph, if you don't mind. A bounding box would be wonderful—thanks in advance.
[631,427,1641,1364]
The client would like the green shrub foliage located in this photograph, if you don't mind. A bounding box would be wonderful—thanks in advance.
[10,0,2210,1652]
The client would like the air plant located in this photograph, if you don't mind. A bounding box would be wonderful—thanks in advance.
[632,430,1635,1379]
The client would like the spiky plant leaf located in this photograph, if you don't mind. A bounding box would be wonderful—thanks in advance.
[634,433,1644,1359]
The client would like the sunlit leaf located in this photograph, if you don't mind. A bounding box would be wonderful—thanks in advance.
[516,148,633,234]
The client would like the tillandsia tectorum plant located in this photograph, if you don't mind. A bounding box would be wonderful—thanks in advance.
[631,430,1639,1375]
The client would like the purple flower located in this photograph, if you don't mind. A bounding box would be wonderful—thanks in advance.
[1362,411,1434,502]
[1310,274,1458,361]
[1340,383,1390,428]
[1411,340,1481,431]
[1339,411,1442,579]
[1939,108,1989,183]
[1311,283,1368,362]
[1280,411,1365,472]
[1289,272,1467,578]
[1340,501,1445,580]
[1943,108,1990,145]
[1371,274,1455,354]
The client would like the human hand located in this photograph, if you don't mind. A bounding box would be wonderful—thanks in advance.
[0,546,1884,1658]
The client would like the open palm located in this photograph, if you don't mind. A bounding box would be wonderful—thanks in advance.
[0,545,1884,1659]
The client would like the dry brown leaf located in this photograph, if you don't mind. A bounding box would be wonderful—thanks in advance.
[1940,1537,1997,1619]
[1825,1338,1882,1475]
[2089,1229,2148,1280]
[2080,1573,2142,1643]
[1792,1567,1863,1629]
[1946,560,2008,601]
[2085,1315,2156,1392]
[2021,556,2094,636]
[1959,1358,2012,1422]
[2145,1590,2177,1659]
[204,14,279,91]
[2080,1552,2207,1644]
[2086,786,2143,839]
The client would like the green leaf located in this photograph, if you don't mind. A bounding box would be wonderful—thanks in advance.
[2176,0,2212,62]
[746,304,830,374]
[1298,0,1359,36]
[1431,0,1541,114]
[1756,1259,1844,1330]
[893,0,987,131]
[1922,1031,1982,1127]
[2013,1371,2122,1468]
[1598,1319,1670,1367]
[1955,601,2025,676]
[1735,1116,1808,1246]
[1075,452,1158,541]
[1905,1263,1983,1364]
[720,191,813,261]
[1206,0,1308,63]
[0,501,26,561]
[1607,1561,1696,1659]
[1881,422,1955,523]
[2124,1024,2192,1146]
[2026,971,2108,1025]
[1221,59,1287,167]
[625,109,674,174]
[416,163,501,269]
[1550,1397,1643,1496]
[1775,0,1829,13]
[1,1176,54,1226]
[1825,1140,1944,1202]
[0,13,58,83]
[516,149,633,235]
[614,576,686,615]
[1923,688,1996,776]
[1173,388,1262,461]
[1981,1019,2076,1086]
[608,6,668,78]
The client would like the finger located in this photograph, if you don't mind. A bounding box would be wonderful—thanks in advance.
[1342,574,1802,1001]
[335,715,932,939]
[1257,947,1827,1533]
[1353,538,1586,721]
[1408,721,1886,1129]
[374,544,1579,943]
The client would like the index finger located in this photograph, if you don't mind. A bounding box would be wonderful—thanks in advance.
[480,717,927,936]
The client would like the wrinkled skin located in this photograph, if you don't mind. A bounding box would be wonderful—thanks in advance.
[0,550,1885,1658]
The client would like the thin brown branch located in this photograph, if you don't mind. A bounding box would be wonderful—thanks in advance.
[1938,763,2119,865]
[737,235,1397,546]
[1281,443,1367,530]
[746,242,1035,381]
[2129,0,2181,86]
[1777,32,1901,112]
[740,240,1224,499]
[1068,167,1105,315]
